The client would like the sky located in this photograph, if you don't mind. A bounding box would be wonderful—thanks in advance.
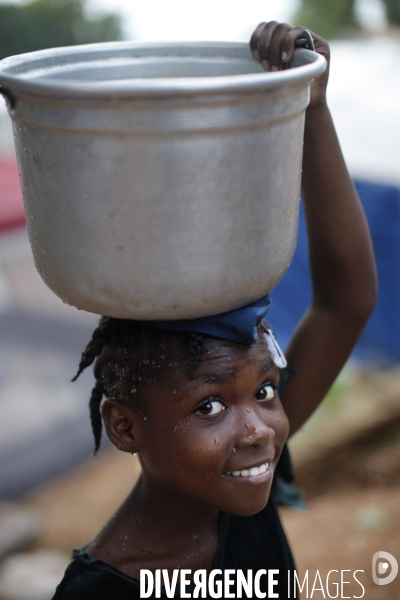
[0,0,300,41]
[86,0,386,39]
[84,0,300,41]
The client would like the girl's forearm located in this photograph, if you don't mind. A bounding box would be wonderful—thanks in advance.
[301,104,377,318]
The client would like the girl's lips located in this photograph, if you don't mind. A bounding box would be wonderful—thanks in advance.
[222,460,274,485]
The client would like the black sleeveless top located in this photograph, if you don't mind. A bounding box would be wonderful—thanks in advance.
[53,497,295,599]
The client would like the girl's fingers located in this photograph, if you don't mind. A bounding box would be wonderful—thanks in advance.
[250,22,267,62]
[280,26,307,64]
[268,23,293,71]
[255,21,279,69]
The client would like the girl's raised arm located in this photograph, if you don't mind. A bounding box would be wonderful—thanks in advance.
[251,23,377,436]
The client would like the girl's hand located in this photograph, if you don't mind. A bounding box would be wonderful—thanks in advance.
[250,21,330,111]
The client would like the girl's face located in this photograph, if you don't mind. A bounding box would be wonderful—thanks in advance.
[135,335,289,517]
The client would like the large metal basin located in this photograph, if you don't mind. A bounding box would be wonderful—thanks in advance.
[0,42,326,319]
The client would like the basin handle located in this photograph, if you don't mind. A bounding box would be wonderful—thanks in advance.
[295,30,315,51]
[0,85,16,109]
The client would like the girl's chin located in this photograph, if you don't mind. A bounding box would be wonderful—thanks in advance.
[221,494,271,518]
[215,481,273,517]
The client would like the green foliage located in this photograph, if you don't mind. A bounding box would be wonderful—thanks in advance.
[0,0,122,60]
[294,0,400,38]
[293,0,358,38]
[384,0,400,25]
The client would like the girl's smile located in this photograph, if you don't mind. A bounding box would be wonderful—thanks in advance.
[223,459,273,481]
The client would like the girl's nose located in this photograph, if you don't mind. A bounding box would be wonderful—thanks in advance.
[234,408,275,449]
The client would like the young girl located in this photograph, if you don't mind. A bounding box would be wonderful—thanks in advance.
[53,22,377,599]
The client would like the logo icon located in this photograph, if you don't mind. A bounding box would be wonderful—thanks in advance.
[372,551,398,585]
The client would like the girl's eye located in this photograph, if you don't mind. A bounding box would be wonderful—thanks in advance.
[196,399,226,416]
[256,383,277,401]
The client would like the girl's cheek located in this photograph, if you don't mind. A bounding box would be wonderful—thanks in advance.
[176,425,225,468]
[275,410,290,444]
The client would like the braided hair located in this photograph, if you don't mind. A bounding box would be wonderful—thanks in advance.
[72,318,204,455]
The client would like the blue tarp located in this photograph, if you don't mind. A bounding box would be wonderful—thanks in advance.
[271,181,400,364]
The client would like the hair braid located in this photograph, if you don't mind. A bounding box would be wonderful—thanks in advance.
[188,332,204,379]
[73,318,221,454]
[89,379,104,455]
[71,317,110,382]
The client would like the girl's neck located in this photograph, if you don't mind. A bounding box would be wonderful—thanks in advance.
[88,472,221,578]
[127,472,220,536]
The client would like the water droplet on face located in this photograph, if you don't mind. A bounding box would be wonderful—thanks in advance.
[246,407,251,413]
[172,387,176,394]
[246,423,250,429]
[233,448,237,454]
[105,552,110,558]
[143,416,147,421]
[214,438,219,446]
[173,425,178,433]
[131,388,137,393]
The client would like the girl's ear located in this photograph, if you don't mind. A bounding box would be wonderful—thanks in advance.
[102,400,141,454]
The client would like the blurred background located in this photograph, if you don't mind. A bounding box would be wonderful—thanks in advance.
[0,1,399,598]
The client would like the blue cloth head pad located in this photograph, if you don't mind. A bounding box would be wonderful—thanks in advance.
[145,293,272,345]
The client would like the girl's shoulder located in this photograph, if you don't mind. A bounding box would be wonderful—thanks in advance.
[52,547,142,600]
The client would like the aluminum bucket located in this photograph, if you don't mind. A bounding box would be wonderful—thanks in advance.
[0,42,326,319]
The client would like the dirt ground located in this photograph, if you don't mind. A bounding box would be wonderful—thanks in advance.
[280,488,400,599]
